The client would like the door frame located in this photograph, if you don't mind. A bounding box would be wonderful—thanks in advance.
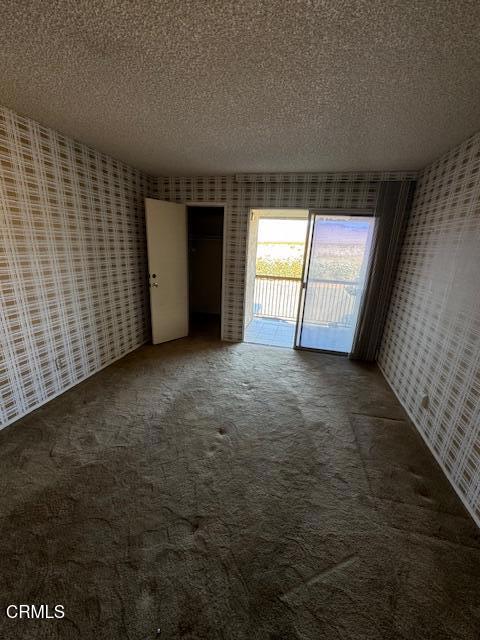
[294,208,375,354]
[186,202,227,339]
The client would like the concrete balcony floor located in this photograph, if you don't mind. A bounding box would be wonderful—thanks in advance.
[244,316,296,348]
[244,316,354,352]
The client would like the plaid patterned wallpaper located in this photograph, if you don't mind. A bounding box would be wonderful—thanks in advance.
[0,104,418,430]
[4,102,476,526]
[0,107,153,428]
[155,173,416,342]
[379,132,480,525]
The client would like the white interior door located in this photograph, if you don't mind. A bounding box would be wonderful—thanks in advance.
[145,198,188,344]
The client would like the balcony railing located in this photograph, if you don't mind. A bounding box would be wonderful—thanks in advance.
[253,275,360,326]
[253,276,301,320]
[302,278,360,327]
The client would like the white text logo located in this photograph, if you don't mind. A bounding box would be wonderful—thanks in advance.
[6,605,65,619]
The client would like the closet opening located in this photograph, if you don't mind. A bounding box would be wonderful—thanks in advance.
[187,206,224,339]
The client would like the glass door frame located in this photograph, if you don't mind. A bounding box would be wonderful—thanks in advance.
[294,208,375,354]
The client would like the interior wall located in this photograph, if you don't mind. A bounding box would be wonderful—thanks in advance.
[0,106,153,429]
[379,132,480,524]
[0,103,418,430]
[155,172,417,341]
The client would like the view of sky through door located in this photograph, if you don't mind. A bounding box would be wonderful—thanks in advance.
[296,215,375,353]
[244,211,375,352]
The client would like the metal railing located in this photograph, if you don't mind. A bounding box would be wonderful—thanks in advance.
[253,275,360,325]
[302,278,359,327]
[253,276,301,320]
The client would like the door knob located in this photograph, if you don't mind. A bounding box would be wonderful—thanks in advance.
[151,282,158,287]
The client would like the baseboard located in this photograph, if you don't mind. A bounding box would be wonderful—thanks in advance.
[377,361,480,529]
[0,340,149,432]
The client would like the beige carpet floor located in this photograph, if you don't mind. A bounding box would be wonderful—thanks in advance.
[0,334,479,639]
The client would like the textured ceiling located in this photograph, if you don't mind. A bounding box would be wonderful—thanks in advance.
[1,1,480,175]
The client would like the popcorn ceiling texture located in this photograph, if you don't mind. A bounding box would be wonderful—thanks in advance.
[0,106,154,428]
[1,0,480,175]
[379,132,480,525]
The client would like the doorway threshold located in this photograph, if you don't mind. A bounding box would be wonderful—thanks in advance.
[244,316,295,348]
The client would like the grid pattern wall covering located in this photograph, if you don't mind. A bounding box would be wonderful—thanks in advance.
[0,104,418,430]
[379,132,480,524]
[0,107,153,428]
[155,173,416,342]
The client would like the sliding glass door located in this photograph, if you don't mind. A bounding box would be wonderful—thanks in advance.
[295,213,375,354]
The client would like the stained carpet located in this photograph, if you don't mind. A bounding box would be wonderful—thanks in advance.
[0,334,479,639]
